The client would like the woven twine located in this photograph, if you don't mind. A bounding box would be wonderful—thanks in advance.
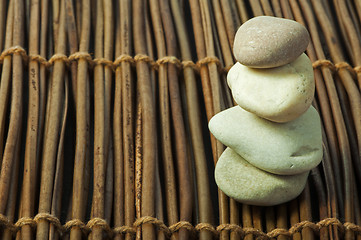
[1,46,360,77]
[1,213,361,238]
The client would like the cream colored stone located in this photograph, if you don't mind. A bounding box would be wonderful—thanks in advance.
[209,105,323,175]
[227,53,315,123]
[215,147,309,206]
[233,16,310,68]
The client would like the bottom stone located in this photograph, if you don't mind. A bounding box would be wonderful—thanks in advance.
[215,147,309,206]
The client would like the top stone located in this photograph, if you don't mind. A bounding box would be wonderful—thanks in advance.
[233,16,310,68]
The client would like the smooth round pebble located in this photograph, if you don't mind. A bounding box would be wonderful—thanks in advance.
[209,105,323,175]
[227,53,314,123]
[233,16,310,68]
[215,147,309,206]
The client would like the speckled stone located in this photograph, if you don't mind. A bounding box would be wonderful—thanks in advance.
[233,16,310,68]
[227,53,315,123]
[215,147,309,206]
[209,105,323,175]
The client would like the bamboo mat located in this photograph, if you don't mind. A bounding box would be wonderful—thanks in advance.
[0,0,360,239]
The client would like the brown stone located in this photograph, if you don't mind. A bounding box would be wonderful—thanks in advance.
[233,16,310,68]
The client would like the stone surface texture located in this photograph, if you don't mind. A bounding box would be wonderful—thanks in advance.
[227,53,315,123]
[209,105,323,175]
[233,16,310,68]
[215,147,309,206]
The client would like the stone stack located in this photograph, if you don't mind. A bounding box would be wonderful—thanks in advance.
[209,16,323,206]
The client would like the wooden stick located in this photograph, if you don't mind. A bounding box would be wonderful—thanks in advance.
[299,183,316,240]
[310,168,329,239]
[0,0,13,173]
[249,0,264,16]
[104,136,114,225]
[276,204,287,240]
[252,206,262,236]
[133,0,156,239]
[243,204,253,240]
[220,0,238,47]
[310,2,355,238]
[235,0,249,23]
[149,0,178,239]
[103,2,113,218]
[37,0,49,167]
[135,93,143,240]
[212,0,234,67]
[92,0,106,238]
[265,207,276,240]
[271,0,283,17]
[170,2,214,239]
[70,0,90,239]
[0,0,23,218]
[65,0,78,104]
[260,0,274,16]
[103,0,114,225]
[49,74,69,240]
[36,0,66,238]
[160,1,193,239]
[119,1,135,240]
[20,0,40,238]
[0,0,6,52]
[113,1,124,239]
[2,129,21,240]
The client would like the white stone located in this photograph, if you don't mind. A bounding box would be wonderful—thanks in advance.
[215,147,309,206]
[209,105,323,175]
[227,53,315,123]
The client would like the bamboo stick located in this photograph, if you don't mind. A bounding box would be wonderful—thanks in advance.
[298,184,315,240]
[104,137,114,225]
[0,0,24,219]
[149,0,178,239]
[220,0,238,47]
[65,0,78,104]
[70,0,90,239]
[2,130,21,240]
[113,1,124,239]
[135,93,142,240]
[260,0,274,16]
[103,0,114,230]
[242,204,253,240]
[311,168,329,239]
[310,1,355,238]
[92,0,106,238]
[49,74,69,240]
[170,1,214,240]
[0,0,6,51]
[0,0,13,174]
[270,0,282,17]
[276,205,287,240]
[121,0,136,238]
[133,0,156,239]
[38,0,49,167]
[20,0,40,238]
[249,0,264,16]
[160,0,194,239]
[265,207,276,240]
[235,0,249,23]
[36,0,66,238]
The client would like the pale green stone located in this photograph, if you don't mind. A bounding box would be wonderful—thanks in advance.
[209,105,322,175]
[215,148,309,206]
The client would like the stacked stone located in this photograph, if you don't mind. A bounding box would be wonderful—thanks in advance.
[209,16,323,206]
